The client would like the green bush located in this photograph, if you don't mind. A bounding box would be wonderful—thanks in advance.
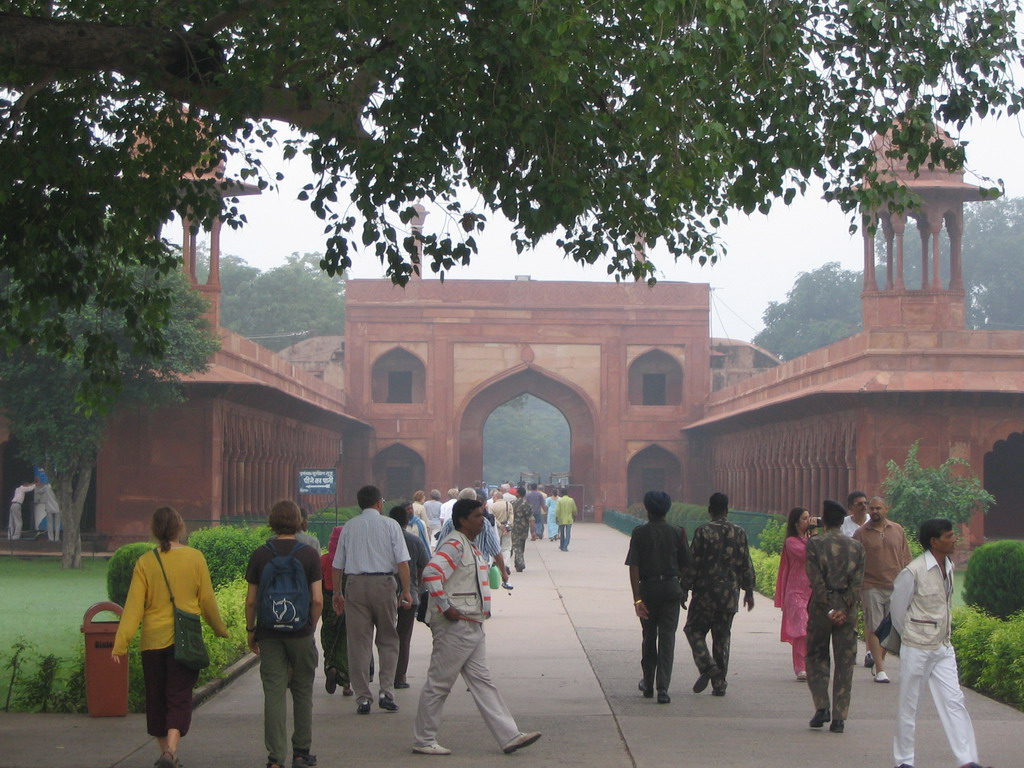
[199,577,250,685]
[983,613,1024,708]
[951,605,1003,688]
[188,525,271,589]
[757,518,786,556]
[749,548,780,599]
[963,540,1024,620]
[107,542,156,605]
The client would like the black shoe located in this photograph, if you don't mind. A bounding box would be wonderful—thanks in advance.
[291,752,317,768]
[809,708,831,728]
[657,689,671,704]
[638,679,653,698]
[356,699,371,715]
[693,665,719,693]
[864,651,874,668]
[829,719,845,733]
[711,687,726,697]
[378,693,399,712]
[394,681,411,689]
[324,667,337,695]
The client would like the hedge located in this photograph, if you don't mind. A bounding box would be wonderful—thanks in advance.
[107,542,157,605]
[952,606,1024,711]
[188,524,272,589]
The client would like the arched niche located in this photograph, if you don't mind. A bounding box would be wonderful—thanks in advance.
[371,348,425,404]
[627,444,682,508]
[984,432,1024,539]
[457,366,596,496]
[628,349,683,406]
[373,443,425,502]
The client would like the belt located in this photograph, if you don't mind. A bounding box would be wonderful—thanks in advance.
[640,574,679,583]
[827,588,848,594]
[351,572,394,577]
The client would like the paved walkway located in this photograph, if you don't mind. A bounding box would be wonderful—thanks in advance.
[2,523,1020,768]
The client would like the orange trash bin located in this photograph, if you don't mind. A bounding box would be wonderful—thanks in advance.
[81,601,128,717]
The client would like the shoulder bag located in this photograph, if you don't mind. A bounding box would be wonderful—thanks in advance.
[153,549,210,671]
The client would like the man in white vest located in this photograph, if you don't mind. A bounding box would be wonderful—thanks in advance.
[890,518,988,768]
[412,498,541,756]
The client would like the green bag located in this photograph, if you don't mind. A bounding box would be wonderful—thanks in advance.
[154,549,210,671]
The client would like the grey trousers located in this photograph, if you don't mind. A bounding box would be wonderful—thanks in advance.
[344,574,399,702]
[413,619,520,748]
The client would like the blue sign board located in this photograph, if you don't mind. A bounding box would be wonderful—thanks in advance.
[298,469,336,495]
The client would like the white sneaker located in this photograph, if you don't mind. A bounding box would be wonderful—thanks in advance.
[413,744,452,755]
[502,732,542,754]
[874,670,891,683]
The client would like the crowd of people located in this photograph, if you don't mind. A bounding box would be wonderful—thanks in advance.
[109,481,987,768]
[627,488,990,768]
[111,482,569,767]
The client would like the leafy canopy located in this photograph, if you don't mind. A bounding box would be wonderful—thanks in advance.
[752,261,863,360]
[1,0,1021,381]
[881,441,994,538]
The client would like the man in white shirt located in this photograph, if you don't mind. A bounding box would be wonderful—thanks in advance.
[841,490,870,537]
[332,485,412,715]
[890,518,985,768]
[438,488,459,529]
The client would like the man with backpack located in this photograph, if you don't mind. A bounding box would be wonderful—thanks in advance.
[245,500,323,768]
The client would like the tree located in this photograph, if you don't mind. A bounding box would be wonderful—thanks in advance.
[1,0,1019,388]
[963,197,1024,330]
[751,262,863,360]
[881,441,994,540]
[483,395,570,484]
[218,253,346,351]
[0,268,218,568]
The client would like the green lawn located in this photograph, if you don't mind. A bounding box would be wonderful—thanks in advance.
[0,557,111,659]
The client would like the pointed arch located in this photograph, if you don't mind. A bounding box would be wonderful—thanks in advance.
[984,431,1024,539]
[456,365,597,497]
[372,443,425,502]
[371,347,426,403]
[627,444,682,508]
[628,349,683,406]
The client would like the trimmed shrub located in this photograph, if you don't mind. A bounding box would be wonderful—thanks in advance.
[749,548,779,599]
[963,540,1024,619]
[983,613,1024,708]
[951,605,1003,689]
[107,542,156,605]
[188,525,271,589]
[757,518,786,556]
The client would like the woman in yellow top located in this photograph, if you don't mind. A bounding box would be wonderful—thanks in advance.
[113,507,228,768]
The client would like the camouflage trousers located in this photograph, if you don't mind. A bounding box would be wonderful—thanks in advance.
[806,606,858,720]
[683,603,735,689]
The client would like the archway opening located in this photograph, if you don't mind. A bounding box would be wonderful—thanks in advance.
[482,394,570,487]
[372,443,425,503]
[984,432,1024,539]
[458,367,596,507]
[627,445,682,508]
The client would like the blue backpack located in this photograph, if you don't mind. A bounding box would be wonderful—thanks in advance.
[257,540,310,632]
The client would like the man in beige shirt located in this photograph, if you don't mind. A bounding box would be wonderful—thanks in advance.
[852,496,911,683]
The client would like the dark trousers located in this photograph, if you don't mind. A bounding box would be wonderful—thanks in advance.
[684,603,735,688]
[141,645,200,738]
[639,579,683,691]
[395,606,416,684]
[806,607,857,719]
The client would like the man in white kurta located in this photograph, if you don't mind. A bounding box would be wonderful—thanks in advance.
[412,498,541,756]
[890,518,983,768]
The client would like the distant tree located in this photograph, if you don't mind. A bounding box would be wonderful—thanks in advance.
[963,197,1024,331]
[207,252,346,351]
[752,262,863,360]
[881,442,994,539]
[0,269,218,568]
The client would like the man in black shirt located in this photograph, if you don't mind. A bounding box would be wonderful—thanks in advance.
[626,491,691,704]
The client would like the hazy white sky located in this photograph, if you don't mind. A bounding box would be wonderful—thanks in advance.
[205,114,1024,343]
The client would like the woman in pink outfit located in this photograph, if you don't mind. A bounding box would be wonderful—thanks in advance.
[774,507,814,681]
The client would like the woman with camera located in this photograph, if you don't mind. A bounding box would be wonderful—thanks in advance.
[774,507,815,681]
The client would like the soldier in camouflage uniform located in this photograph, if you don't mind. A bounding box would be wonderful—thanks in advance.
[805,499,866,734]
[510,487,533,572]
[681,492,755,697]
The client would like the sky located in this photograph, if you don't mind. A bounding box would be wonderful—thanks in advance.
[200,114,1024,343]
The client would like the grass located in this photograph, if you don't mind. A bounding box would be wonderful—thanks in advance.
[0,557,111,659]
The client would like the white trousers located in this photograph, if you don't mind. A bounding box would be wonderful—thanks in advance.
[413,618,519,748]
[894,643,978,767]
